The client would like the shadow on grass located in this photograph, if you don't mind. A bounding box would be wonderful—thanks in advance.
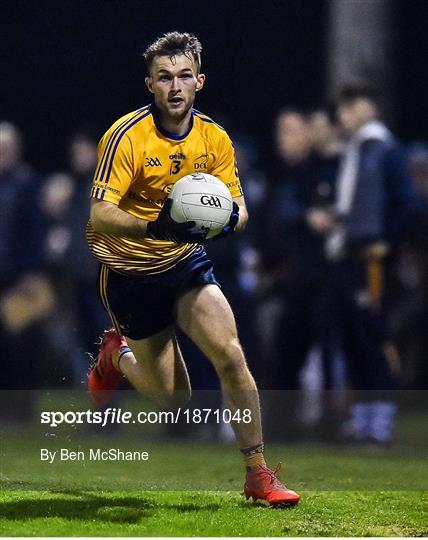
[0,490,222,524]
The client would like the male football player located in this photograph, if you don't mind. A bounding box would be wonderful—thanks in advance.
[87,31,299,506]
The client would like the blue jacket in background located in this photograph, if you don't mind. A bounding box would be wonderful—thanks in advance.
[345,137,417,250]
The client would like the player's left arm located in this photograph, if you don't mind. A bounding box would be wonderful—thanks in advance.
[210,132,247,236]
[232,195,248,233]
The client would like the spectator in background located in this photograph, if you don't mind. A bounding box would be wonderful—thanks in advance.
[306,107,343,426]
[40,171,81,385]
[323,85,416,445]
[40,133,108,385]
[0,122,53,416]
[391,143,428,391]
[260,109,338,440]
[233,136,268,254]
[262,110,313,288]
[307,106,342,187]
[67,133,109,364]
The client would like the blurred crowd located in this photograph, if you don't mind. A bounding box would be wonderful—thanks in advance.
[1,85,427,443]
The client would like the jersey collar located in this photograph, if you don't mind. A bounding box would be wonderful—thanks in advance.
[150,102,194,140]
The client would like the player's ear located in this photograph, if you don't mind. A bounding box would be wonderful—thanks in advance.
[196,73,205,92]
[145,76,154,94]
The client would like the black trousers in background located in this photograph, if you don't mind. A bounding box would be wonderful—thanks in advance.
[273,276,333,391]
[326,257,396,395]
[263,275,334,441]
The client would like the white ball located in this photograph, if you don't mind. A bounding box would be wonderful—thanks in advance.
[169,173,233,239]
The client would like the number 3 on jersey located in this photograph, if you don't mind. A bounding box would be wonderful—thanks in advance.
[170,160,181,175]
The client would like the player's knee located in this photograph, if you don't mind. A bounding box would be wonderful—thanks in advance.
[156,387,192,410]
[214,338,246,377]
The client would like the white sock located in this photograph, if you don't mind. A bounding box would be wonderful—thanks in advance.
[349,402,371,439]
[369,401,396,443]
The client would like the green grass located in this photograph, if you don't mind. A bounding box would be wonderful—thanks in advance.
[1,489,427,537]
[1,407,427,536]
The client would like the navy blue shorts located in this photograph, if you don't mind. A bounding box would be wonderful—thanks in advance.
[98,247,220,340]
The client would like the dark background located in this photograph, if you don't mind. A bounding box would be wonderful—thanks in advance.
[2,0,427,172]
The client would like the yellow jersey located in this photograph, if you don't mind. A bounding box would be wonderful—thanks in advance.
[87,103,243,274]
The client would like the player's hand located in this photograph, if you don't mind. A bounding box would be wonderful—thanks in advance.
[146,199,208,244]
[213,202,240,240]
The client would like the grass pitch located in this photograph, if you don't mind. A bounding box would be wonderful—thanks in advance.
[1,406,427,536]
[1,488,427,537]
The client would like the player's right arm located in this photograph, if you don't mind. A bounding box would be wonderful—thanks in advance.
[89,126,150,237]
[90,121,205,243]
[91,199,206,243]
[90,199,148,237]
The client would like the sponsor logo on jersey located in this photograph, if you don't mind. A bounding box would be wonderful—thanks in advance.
[194,154,208,170]
[227,180,240,189]
[201,195,222,208]
[104,186,120,195]
[169,153,186,174]
[163,183,175,194]
[145,157,162,167]
[227,179,243,196]
[128,190,164,206]
[93,181,120,195]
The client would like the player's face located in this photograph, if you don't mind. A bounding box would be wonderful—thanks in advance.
[145,54,205,120]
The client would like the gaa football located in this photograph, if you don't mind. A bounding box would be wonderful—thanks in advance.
[169,173,233,239]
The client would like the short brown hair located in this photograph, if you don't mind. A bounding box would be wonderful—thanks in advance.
[143,31,202,73]
[337,84,379,106]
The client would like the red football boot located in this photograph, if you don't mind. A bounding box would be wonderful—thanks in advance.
[88,329,128,406]
[244,463,300,506]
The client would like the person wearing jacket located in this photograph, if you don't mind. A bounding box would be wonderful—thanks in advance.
[319,86,416,444]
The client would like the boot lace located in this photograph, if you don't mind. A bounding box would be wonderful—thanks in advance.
[257,463,286,490]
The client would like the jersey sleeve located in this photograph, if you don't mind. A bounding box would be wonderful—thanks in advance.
[90,131,134,204]
[210,134,243,198]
